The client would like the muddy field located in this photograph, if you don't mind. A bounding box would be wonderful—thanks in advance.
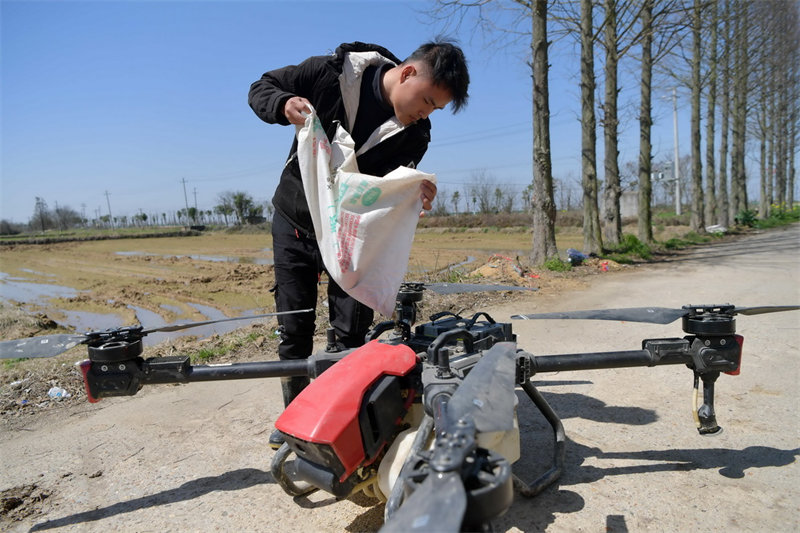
[0,226,599,339]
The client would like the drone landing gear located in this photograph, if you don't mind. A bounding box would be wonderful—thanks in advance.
[512,381,567,497]
[270,443,317,497]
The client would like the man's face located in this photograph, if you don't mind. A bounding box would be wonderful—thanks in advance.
[392,63,453,126]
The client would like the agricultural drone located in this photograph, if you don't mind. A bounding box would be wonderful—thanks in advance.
[1,282,797,532]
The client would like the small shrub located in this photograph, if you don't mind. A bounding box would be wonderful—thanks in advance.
[754,204,800,228]
[604,234,652,261]
[544,257,571,272]
[663,238,685,250]
[621,234,652,259]
[734,209,758,227]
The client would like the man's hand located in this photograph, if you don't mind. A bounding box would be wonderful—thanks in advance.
[283,96,312,125]
[419,179,437,216]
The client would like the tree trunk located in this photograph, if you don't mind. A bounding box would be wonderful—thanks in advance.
[704,0,718,226]
[717,0,731,227]
[530,0,558,264]
[637,0,654,244]
[580,0,602,254]
[602,0,622,246]
[730,0,749,219]
[690,0,705,232]
[789,105,797,209]
[759,108,769,218]
[775,58,788,209]
[762,70,775,217]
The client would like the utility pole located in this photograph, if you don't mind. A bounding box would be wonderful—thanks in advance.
[104,190,114,228]
[672,87,681,215]
[181,178,190,212]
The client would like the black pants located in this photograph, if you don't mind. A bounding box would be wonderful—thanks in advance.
[271,212,374,403]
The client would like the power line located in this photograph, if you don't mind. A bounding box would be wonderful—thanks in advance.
[431,124,531,148]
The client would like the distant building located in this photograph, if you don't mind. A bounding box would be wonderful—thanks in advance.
[601,190,639,219]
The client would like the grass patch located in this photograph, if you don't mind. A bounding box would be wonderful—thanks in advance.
[602,234,653,264]
[544,257,572,272]
[660,230,722,250]
[754,205,800,229]
[187,330,277,363]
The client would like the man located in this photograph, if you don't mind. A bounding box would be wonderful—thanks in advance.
[248,40,469,449]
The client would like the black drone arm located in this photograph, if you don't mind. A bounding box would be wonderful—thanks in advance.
[79,349,349,403]
[518,332,741,436]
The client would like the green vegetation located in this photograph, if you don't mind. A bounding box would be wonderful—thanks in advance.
[189,330,277,364]
[0,225,204,245]
[601,234,653,264]
[662,231,719,250]
[544,257,572,272]
[754,205,800,229]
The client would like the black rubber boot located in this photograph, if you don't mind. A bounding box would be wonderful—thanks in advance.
[269,376,310,450]
[280,376,310,407]
[269,429,285,450]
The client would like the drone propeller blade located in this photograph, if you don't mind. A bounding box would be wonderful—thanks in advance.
[447,342,517,433]
[424,282,536,295]
[512,306,689,325]
[512,304,800,324]
[141,308,314,334]
[380,472,467,533]
[732,305,800,316]
[0,334,89,359]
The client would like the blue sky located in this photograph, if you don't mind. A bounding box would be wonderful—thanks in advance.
[1,0,687,224]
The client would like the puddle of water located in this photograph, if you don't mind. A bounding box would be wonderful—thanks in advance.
[159,303,183,314]
[0,272,270,349]
[20,268,57,278]
[132,304,271,347]
[450,256,476,270]
[0,273,82,304]
[115,250,274,265]
[60,309,126,334]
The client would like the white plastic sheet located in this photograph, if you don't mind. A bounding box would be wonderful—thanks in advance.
[295,106,433,316]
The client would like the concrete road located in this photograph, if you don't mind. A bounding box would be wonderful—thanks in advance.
[488,223,800,532]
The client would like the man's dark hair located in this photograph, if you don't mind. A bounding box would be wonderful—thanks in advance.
[404,39,469,113]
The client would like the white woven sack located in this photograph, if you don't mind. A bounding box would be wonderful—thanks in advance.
[295,106,434,316]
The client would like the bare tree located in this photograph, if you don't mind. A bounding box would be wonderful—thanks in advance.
[637,0,655,244]
[599,0,647,246]
[578,0,603,254]
[468,170,495,214]
[703,0,718,226]
[429,0,557,262]
[729,0,749,219]
[32,197,51,232]
[717,0,731,226]
[637,0,684,242]
[767,1,800,210]
[451,190,460,214]
[688,0,705,232]
[529,0,558,262]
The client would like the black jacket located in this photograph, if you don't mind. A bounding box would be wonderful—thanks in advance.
[249,42,432,236]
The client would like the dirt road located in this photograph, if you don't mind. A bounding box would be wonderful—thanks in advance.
[2,224,799,532]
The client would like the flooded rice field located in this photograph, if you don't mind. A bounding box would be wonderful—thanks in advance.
[0,229,528,343]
